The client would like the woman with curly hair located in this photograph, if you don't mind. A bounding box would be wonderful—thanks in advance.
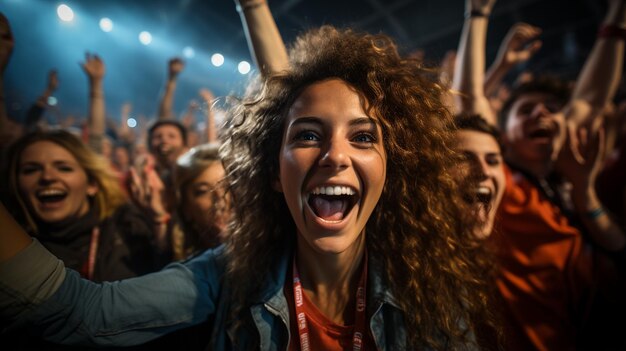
[1,26,496,350]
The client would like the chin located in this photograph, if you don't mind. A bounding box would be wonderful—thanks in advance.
[306,232,364,255]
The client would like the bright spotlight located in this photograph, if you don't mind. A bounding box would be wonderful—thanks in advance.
[183,47,195,59]
[238,61,251,74]
[139,31,152,45]
[127,118,137,128]
[99,18,113,32]
[47,96,58,106]
[57,4,74,22]
[211,53,224,67]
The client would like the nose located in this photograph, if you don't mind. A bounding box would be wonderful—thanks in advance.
[530,102,551,119]
[469,158,489,181]
[318,137,350,170]
[39,166,57,183]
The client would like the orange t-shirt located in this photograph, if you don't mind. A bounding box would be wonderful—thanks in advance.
[489,165,594,351]
[285,274,376,350]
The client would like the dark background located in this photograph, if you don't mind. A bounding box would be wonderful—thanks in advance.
[0,0,615,126]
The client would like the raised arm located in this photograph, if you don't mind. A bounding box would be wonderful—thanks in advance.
[484,22,542,97]
[158,58,184,120]
[235,0,289,77]
[566,0,626,127]
[0,13,13,135]
[557,123,626,255]
[23,70,59,132]
[199,88,218,143]
[81,53,106,154]
[452,0,497,124]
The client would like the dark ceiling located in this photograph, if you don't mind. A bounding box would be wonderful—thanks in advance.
[0,0,613,122]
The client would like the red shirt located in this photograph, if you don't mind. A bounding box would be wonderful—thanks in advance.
[285,267,376,351]
[490,165,595,351]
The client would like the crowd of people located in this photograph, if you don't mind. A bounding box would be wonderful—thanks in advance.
[1,0,625,350]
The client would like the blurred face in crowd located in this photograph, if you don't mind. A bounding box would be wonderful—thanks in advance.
[503,92,565,167]
[18,141,97,223]
[113,145,130,171]
[453,130,505,238]
[150,124,186,168]
[182,161,231,246]
[276,79,386,257]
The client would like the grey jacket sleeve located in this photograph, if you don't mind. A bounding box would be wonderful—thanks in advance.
[0,239,66,324]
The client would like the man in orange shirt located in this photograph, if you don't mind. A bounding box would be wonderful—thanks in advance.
[452,0,626,349]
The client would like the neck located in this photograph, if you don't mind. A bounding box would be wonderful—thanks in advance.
[295,233,366,325]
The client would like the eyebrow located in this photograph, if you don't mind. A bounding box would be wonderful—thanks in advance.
[20,160,75,167]
[290,116,379,128]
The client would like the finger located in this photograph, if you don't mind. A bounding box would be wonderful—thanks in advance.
[568,123,585,164]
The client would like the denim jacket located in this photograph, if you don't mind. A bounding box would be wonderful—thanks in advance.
[5,241,409,350]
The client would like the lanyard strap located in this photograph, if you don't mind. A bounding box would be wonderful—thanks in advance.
[87,227,100,280]
[292,254,368,351]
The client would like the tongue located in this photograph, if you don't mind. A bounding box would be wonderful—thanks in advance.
[311,196,346,221]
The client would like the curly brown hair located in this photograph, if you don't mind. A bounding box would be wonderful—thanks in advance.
[221,26,497,349]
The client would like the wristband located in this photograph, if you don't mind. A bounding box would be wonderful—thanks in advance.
[236,0,265,13]
[598,24,626,40]
[586,207,605,220]
[465,9,489,19]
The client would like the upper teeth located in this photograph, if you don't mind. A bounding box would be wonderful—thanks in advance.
[311,186,355,196]
[476,187,491,195]
[38,189,65,196]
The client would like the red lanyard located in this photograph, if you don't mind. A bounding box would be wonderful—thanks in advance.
[87,227,100,280]
[292,254,368,351]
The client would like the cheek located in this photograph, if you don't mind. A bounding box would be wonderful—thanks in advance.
[279,150,310,188]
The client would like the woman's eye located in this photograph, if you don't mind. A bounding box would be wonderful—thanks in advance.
[352,132,376,143]
[58,166,73,172]
[293,130,320,142]
[20,167,38,175]
[486,155,501,166]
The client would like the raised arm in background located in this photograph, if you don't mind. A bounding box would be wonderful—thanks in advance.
[158,58,184,120]
[199,88,218,143]
[558,124,626,255]
[0,13,13,137]
[235,0,289,77]
[484,22,542,98]
[118,102,135,144]
[24,70,59,132]
[452,0,497,124]
[566,0,626,128]
[555,0,626,257]
[81,53,106,154]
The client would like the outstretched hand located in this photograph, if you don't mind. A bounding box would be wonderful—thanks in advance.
[168,57,185,78]
[495,22,542,68]
[0,13,14,73]
[129,154,169,221]
[556,121,606,189]
[81,53,105,81]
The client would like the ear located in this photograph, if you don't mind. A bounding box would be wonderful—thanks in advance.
[87,182,99,197]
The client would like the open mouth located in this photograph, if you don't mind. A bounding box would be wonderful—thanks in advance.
[307,185,359,222]
[463,186,493,207]
[528,127,555,140]
[36,189,68,203]
[156,144,174,157]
